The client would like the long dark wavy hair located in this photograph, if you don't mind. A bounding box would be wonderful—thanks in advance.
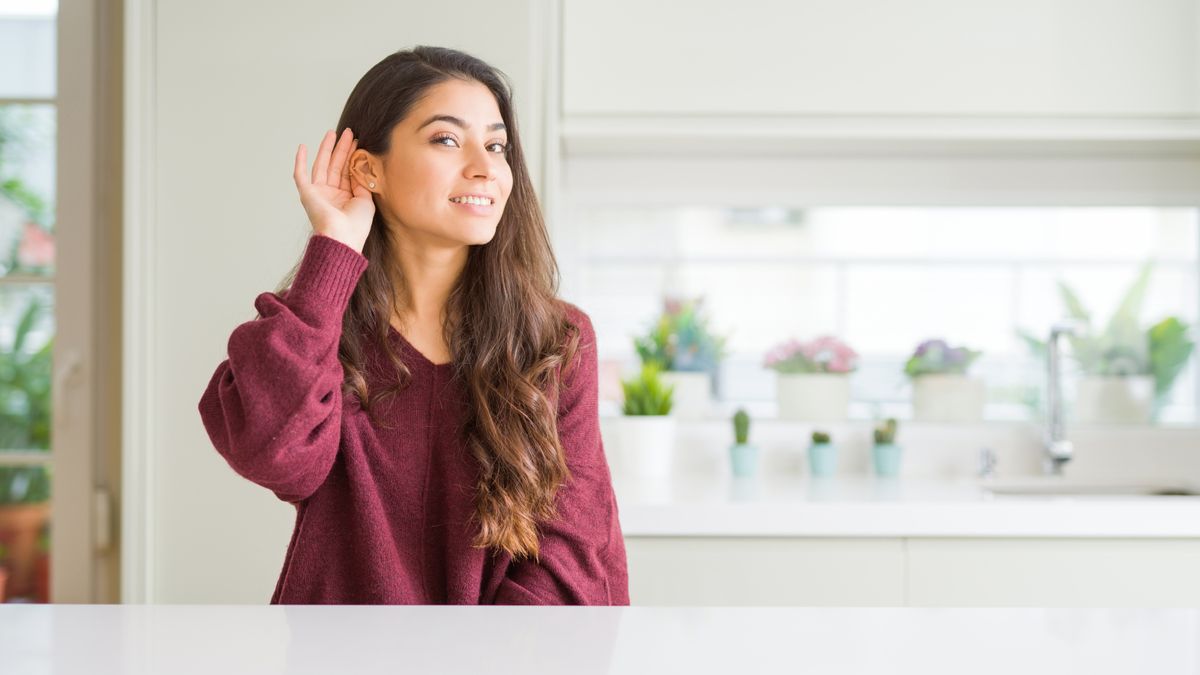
[270,46,581,562]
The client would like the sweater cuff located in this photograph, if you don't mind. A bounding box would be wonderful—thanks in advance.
[286,234,369,322]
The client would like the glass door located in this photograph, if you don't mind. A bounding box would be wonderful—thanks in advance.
[0,0,57,604]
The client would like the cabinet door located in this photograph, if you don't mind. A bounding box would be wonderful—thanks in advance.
[563,0,1196,117]
[907,538,1200,607]
[625,537,905,606]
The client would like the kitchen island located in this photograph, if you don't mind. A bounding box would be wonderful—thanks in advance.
[614,474,1200,537]
[2,604,1197,674]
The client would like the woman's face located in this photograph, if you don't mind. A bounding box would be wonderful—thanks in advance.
[363,78,513,247]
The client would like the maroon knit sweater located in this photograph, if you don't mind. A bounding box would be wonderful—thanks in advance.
[198,234,629,605]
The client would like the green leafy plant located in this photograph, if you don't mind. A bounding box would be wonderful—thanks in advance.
[1017,262,1196,405]
[620,363,675,416]
[733,407,750,444]
[0,294,52,450]
[811,430,831,445]
[1148,316,1195,399]
[0,465,51,504]
[873,418,898,445]
[634,296,729,372]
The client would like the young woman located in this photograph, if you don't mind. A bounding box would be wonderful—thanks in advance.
[198,46,629,605]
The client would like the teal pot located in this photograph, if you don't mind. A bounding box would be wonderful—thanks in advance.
[807,442,837,478]
[730,443,759,478]
[872,443,903,477]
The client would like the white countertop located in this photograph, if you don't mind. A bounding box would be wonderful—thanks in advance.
[2,604,1196,674]
[613,474,1200,537]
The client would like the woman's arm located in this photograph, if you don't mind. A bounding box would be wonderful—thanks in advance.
[492,307,631,605]
[198,234,367,504]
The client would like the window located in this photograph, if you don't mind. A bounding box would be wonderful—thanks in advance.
[0,0,57,604]
[568,202,1199,426]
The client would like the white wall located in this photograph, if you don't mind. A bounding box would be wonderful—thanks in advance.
[135,0,548,603]
[126,0,1200,604]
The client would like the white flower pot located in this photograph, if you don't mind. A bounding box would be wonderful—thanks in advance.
[615,415,677,478]
[1074,375,1155,425]
[912,374,985,422]
[659,371,712,420]
[775,373,850,421]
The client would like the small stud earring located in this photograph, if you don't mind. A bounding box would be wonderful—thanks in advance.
[368,182,376,189]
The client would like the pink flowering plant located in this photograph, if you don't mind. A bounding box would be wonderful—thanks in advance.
[763,335,859,374]
[1,108,55,276]
[903,339,981,378]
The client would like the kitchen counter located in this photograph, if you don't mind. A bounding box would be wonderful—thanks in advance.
[2,604,1196,674]
[612,474,1200,537]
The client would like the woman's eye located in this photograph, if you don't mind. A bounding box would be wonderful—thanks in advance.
[432,135,507,154]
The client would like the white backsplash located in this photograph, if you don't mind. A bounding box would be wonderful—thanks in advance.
[599,416,1200,485]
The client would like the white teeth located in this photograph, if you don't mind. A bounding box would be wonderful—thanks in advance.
[448,194,489,205]
[451,196,492,205]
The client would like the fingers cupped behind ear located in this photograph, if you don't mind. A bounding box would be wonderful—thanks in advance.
[293,144,308,190]
[338,138,358,193]
[328,128,354,188]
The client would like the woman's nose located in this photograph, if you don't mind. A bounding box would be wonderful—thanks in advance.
[463,146,496,181]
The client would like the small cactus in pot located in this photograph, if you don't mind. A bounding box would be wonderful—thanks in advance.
[807,429,837,478]
[871,417,903,478]
[729,407,759,478]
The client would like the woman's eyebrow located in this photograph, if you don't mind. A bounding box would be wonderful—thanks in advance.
[417,114,506,132]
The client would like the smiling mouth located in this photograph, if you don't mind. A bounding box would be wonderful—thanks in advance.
[448,196,494,205]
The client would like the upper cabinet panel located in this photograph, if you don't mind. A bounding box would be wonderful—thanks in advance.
[562,0,1198,117]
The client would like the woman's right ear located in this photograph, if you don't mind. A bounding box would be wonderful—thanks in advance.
[350,149,378,192]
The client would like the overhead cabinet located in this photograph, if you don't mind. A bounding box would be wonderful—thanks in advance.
[563,0,1199,118]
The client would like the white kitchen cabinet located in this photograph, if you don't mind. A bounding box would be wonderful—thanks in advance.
[563,0,1198,118]
[626,536,1200,606]
[905,538,1200,607]
[625,537,906,606]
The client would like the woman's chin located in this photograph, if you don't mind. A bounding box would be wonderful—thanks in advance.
[464,223,499,245]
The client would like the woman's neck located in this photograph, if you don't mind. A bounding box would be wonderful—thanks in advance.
[387,225,469,329]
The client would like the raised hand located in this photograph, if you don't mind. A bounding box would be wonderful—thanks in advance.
[293,128,376,254]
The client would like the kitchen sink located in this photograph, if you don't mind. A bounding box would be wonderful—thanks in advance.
[979,478,1200,498]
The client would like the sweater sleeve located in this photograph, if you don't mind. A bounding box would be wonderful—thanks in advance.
[198,234,368,504]
[491,306,631,605]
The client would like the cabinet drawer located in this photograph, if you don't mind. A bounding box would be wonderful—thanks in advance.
[907,538,1200,607]
[625,537,905,606]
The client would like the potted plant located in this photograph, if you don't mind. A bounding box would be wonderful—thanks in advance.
[871,418,902,477]
[615,363,677,478]
[808,430,837,478]
[634,295,729,420]
[33,523,49,603]
[763,335,859,420]
[1019,262,1196,424]
[904,338,985,422]
[0,540,8,602]
[0,465,51,601]
[729,408,759,478]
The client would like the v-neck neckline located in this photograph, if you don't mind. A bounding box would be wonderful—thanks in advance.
[387,322,453,370]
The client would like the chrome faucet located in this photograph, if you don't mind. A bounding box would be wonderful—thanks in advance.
[978,446,998,479]
[1044,320,1083,475]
